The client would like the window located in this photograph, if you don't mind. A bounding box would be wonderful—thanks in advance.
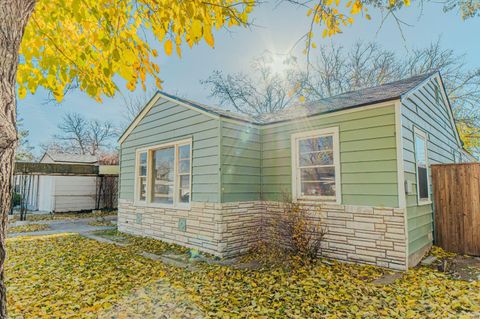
[291,127,341,203]
[137,152,147,202]
[414,128,430,203]
[135,139,191,207]
[178,145,191,203]
[151,147,175,204]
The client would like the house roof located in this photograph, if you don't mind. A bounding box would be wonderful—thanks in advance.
[41,152,98,164]
[155,72,435,125]
[259,72,435,124]
[119,72,437,143]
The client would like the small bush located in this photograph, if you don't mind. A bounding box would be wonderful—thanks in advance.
[253,193,326,265]
[12,193,21,207]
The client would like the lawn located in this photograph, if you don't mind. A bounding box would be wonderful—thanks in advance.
[6,232,480,318]
[8,210,117,223]
[7,224,50,234]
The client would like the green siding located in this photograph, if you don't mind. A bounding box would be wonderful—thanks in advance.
[260,105,399,206]
[401,77,467,257]
[220,121,261,202]
[120,97,221,202]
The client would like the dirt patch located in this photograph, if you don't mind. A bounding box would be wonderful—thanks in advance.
[442,256,480,281]
[422,247,480,282]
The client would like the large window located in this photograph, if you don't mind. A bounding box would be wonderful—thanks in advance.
[414,128,430,203]
[135,139,191,207]
[291,127,341,203]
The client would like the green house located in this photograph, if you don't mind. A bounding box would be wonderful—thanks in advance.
[118,72,474,269]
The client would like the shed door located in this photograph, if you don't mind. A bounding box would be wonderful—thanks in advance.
[37,176,55,213]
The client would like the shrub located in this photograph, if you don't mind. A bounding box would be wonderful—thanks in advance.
[253,193,326,265]
[12,193,21,207]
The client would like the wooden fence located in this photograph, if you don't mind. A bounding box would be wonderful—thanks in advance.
[432,163,480,256]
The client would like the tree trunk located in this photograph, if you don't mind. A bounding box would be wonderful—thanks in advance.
[0,0,36,317]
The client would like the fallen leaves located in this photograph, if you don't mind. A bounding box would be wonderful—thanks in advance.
[9,210,117,223]
[87,220,114,227]
[7,224,50,234]
[6,234,176,318]
[6,232,480,319]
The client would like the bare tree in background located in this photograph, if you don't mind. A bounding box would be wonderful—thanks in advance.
[121,89,155,126]
[47,113,116,155]
[120,87,190,132]
[201,53,301,117]
[15,118,34,162]
[55,113,89,154]
[204,40,480,154]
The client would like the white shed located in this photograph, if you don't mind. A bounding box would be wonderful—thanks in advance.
[32,152,99,213]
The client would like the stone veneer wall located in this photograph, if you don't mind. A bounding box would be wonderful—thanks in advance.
[118,199,262,257]
[264,202,408,270]
[118,199,408,269]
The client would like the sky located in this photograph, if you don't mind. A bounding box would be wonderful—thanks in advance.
[18,1,480,156]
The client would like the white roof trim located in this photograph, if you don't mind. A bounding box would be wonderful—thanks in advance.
[118,93,162,144]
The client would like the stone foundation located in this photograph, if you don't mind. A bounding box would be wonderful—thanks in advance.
[118,199,408,269]
[264,201,407,270]
[118,199,262,257]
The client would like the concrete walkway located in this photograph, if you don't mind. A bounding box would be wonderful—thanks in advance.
[8,215,117,238]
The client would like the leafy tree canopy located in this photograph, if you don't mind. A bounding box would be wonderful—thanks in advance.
[17,0,254,102]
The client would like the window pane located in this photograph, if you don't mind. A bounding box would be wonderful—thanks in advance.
[179,144,190,159]
[415,133,429,200]
[418,166,429,199]
[180,175,190,188]
[152,147,174,203]
[139,152,147,176]
[299,151,333,166]
[178,145,191,204]
[300,167,335,197]
[415,135,426,166]
[179,189,190,203]
[139,177,147,201]
[300,167,335,182]
[301,181,335,197]
[299,136,333,154]
[179,159,190,174]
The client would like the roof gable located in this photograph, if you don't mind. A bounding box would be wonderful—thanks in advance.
[401,72,462,147]
[118,92,223,144]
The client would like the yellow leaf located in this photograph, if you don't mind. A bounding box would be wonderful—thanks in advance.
[164,39,173,56]
[191,19,203,39]
[18,86,27,99]
[350,0,362,14]
[204,29,214,48]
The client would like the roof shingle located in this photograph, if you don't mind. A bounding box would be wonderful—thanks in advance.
[160,72,435,125]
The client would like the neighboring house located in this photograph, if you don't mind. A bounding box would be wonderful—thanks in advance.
[118,72,474,270]
[23,152,99,212]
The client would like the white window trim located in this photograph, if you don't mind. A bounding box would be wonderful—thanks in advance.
[291,127,341,204]
[413,127,432,205]
[134,138,192,209]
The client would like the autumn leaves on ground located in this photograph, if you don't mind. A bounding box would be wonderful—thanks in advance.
[5,231,479,318]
